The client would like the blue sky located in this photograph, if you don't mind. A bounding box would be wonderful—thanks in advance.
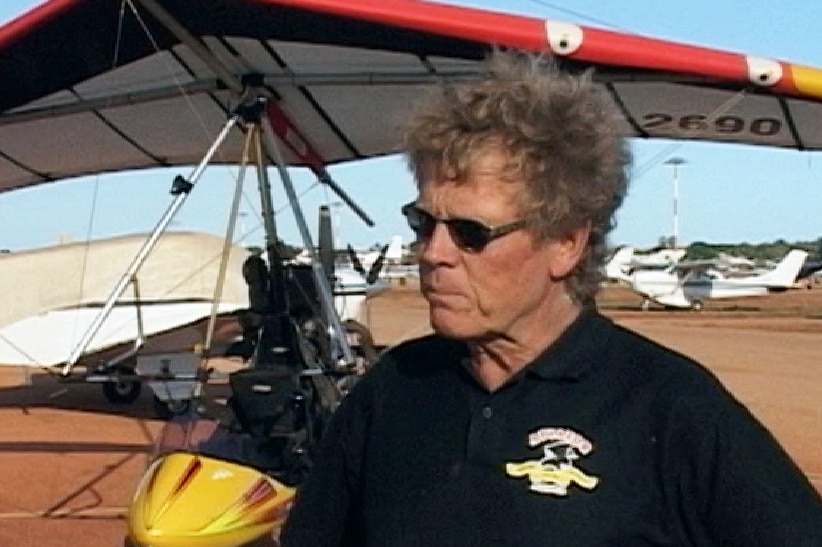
[2,0,822,252]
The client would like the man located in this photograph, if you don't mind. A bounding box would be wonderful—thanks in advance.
[280,50,822,546]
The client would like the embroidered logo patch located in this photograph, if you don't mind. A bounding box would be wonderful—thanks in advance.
[505,427,599,496]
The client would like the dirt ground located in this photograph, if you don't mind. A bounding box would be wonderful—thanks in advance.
[1,281,820,545]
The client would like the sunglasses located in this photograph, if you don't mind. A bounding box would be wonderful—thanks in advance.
[401,202,527,252]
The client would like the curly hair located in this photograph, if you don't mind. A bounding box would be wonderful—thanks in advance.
[404,49,631,305]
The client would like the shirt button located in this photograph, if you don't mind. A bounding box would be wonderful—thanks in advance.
[482,406,493,419]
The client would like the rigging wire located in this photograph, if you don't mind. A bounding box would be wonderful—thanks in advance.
[124,0,265,235]
[71,176,103,355]
[631,90,750,183]
[123,0,218,149]
[69,1,130,361]
[520,0,626,32]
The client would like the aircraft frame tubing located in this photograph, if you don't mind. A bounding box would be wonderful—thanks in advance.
[60,114,242,375]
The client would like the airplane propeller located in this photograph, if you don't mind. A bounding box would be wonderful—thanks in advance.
[367,244,389,285]
[347,243,389,285]
[347,244,365,279]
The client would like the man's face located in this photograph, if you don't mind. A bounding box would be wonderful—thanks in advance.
[415,153,574,341]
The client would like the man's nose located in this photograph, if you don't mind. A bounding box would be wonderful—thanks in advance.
[418,222,460,265]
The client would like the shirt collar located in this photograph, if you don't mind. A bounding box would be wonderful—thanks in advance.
[524,310,614,382]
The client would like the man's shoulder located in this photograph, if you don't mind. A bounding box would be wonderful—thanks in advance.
[603,319,737,409]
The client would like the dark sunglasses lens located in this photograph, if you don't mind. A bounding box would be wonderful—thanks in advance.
[405,206,436,238]
[449,219,490,251]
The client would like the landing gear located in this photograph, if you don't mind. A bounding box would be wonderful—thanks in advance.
[102,378,142,404]
[690,300,704,312]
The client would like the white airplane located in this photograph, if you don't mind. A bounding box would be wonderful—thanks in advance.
[606,246,765,280]
[604,246,686,280]
[606,248,808,310]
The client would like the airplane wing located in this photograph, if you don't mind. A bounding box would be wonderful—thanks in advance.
[668,259,722,274]
[2,0,822,196]
[0,231,251,367]
[0,301,245,367]
[0,231,251,328]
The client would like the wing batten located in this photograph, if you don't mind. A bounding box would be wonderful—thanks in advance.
[0,148,53,187]
[776,98,806,151]
[86,95,171,167]
[259,40,364,160]
[602,82,647,139]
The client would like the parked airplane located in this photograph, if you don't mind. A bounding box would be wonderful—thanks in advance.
[607,248,808,310]
[605,246,686,279]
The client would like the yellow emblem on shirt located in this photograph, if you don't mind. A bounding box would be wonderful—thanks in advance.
[505,427,599,496]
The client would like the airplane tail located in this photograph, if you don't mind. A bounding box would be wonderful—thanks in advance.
[604,246,634,283]
[756,249,808,287]
[385,235,403,262]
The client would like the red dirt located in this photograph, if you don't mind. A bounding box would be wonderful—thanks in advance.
[1,282,820,545]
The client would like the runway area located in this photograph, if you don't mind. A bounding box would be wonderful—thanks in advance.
[1,282,820,545]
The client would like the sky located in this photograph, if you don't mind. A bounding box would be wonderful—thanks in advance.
[2,0,822,252]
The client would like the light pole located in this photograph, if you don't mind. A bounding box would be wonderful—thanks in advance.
[663,157,687,248]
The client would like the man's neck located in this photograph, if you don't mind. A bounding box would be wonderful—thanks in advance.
[466,301,582,392]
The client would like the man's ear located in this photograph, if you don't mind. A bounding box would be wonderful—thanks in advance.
[547,223,591,279]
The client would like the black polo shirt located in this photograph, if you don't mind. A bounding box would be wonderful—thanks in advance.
[281,312,822,546]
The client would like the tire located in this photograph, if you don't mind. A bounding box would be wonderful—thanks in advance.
[691,300,704,312]
[152,395,191,420]
[102,379,142,404]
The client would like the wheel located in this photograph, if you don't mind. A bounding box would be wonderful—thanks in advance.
[152,395,191,420]
[102,379,142,404]
[691,300,704,312]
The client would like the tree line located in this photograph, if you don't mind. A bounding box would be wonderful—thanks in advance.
[648,237,822,262]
